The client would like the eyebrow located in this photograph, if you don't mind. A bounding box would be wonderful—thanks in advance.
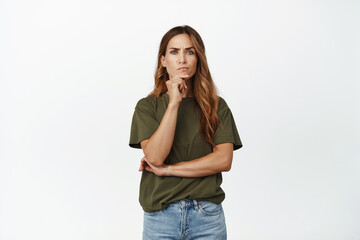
[169,47,195,50]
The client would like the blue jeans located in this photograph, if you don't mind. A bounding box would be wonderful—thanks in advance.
[143,199,227,240]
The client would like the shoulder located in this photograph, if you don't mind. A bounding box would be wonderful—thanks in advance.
[217,96,230,113]
[135,95,160,110]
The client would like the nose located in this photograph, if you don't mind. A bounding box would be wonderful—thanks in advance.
[178,51,186,64]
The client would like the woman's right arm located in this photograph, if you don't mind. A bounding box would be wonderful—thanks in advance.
[140,74,189,167]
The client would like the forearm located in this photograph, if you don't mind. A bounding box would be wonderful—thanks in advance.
[142,102,179,166]
[167,147,233,177]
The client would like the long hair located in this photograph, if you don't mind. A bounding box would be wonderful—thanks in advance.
[148,25,220,146]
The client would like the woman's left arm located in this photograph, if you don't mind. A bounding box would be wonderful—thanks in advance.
[139,142,234,177]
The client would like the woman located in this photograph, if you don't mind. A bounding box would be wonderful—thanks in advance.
[129,25,242,240]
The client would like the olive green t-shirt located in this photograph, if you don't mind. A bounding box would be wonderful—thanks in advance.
[129,92,242,212]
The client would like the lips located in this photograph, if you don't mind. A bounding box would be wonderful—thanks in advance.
[178,67,189,70]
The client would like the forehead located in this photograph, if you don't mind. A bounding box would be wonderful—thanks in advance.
[167,34,193,48]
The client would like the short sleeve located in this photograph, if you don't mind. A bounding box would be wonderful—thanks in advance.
[213,98,243,150]
[129,98,159,149]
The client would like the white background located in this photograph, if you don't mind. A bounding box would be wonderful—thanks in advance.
[0,0,359,239]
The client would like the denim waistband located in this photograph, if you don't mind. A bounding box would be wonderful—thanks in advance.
[167,199,199,210]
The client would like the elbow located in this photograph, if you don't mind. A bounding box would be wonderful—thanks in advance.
[142,142,166,166]
[223,164,232,172]
[222,157,233,172]
[145,155,165,167]
[213,143,234,173]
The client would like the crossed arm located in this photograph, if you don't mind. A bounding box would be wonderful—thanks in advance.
[139,100,234,178]
[140,141,233,177]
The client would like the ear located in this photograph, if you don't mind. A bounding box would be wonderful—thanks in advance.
[160,55,166,67]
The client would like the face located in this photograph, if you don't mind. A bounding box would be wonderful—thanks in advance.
[161,33,198,79]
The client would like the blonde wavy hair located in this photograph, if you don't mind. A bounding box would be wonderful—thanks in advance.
[148,25,220,146]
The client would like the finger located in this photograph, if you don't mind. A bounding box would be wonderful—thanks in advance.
[175,74,189,79]
[145,165,153,172]
[182,79,187,89]
[139,160,146,171]
[139,159,143,170]
[180,81,187,92]
[169,74,188,81]
[171,77,186,85]
[139,157,147,171]
[178,83,183,92]
[139,161,145,171]
[146,160,154,168]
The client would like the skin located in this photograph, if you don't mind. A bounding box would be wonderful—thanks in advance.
[139,143,233,177]
[139,33,233,177]
[161,33,197,99]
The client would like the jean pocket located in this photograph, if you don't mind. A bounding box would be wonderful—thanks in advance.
[198,201,223,216]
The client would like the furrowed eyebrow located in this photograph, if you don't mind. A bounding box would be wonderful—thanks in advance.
[169,47,195,50]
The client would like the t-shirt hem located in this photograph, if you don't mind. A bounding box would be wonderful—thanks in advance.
[129,136,152,149]
[129,143,141,149]
[141,195,225,212]
[214,140,243,151]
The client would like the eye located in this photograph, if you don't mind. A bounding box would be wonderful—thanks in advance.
[187,50,194,55]
[170,50,177,54]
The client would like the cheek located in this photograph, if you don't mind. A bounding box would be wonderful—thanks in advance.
[192,58,198,69]
[166,57,177,67]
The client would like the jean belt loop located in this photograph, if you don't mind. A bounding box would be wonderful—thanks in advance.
[193,199,198,211]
